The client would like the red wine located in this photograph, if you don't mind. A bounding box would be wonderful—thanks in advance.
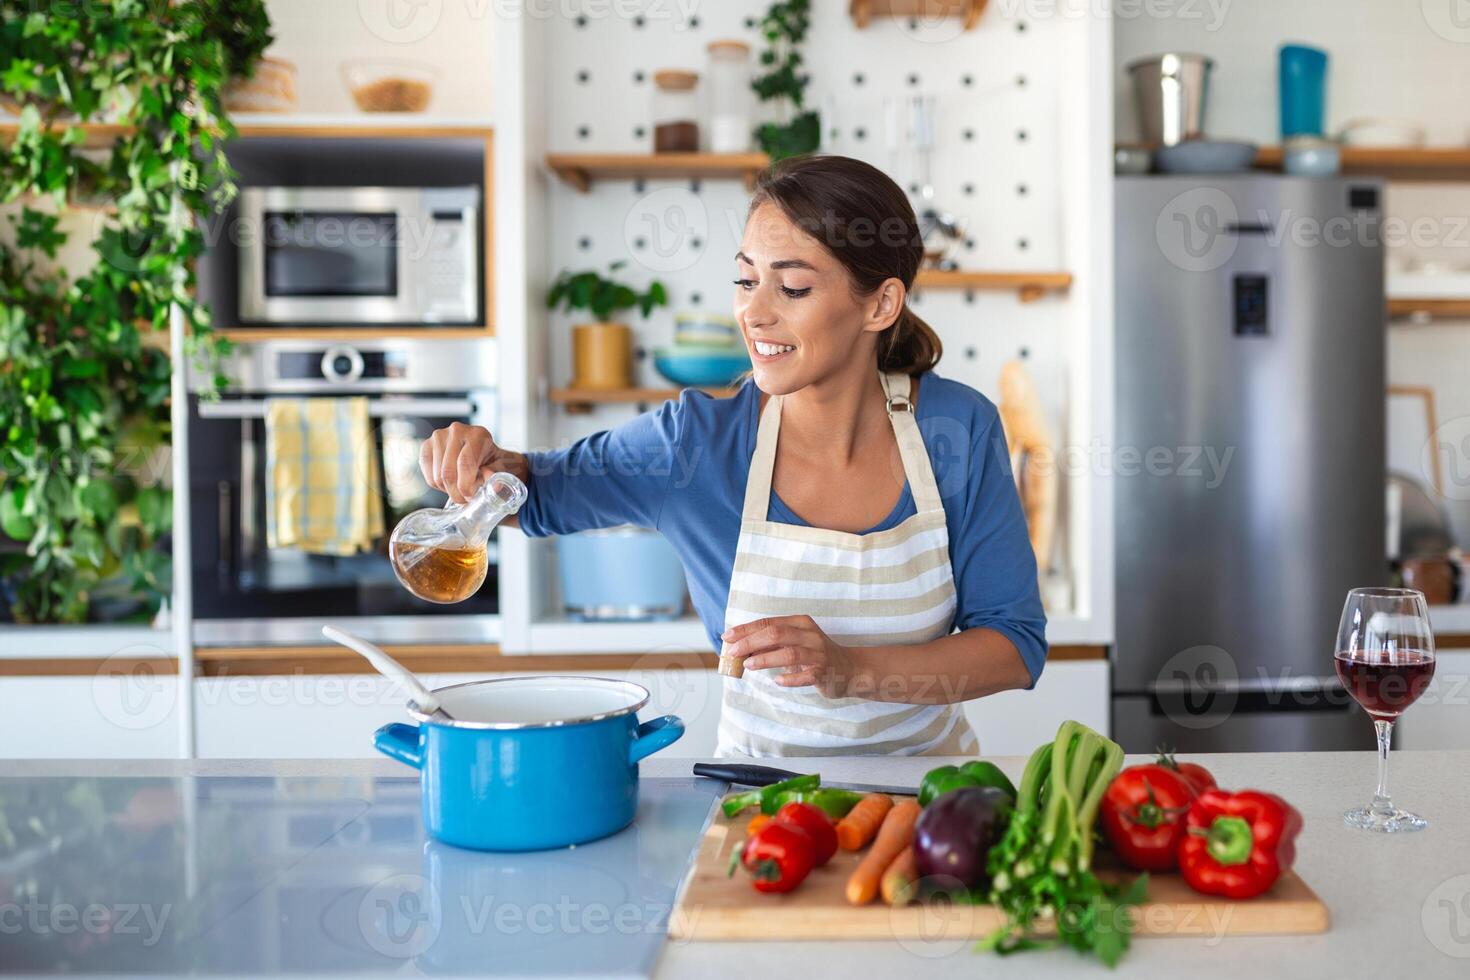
[1334,650,1435,721]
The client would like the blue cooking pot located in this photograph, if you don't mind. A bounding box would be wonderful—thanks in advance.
[373,676,684,852]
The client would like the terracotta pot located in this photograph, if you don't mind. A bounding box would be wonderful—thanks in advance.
[1400,556,1456,606]
[572,322,633,390]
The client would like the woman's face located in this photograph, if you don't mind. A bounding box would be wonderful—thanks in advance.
[734,203,897,396]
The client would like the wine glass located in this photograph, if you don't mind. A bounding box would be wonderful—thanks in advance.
[1333,587,1436,833]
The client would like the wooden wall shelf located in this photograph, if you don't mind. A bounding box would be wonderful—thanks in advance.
[235,120,494,140]
[1387,298,1470,321]
[549,386,738,413]
[545,152,770,192]
[1255,145,1470,181]
[849,0,988,30]
[0,118,494,145]
[219,327,493,342]
[0,119,133,147]
[913,269,1074,302]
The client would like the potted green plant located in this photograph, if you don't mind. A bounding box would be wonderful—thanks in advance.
[547,263,668,390]
[752,0,819,161]
[0,1,270,625]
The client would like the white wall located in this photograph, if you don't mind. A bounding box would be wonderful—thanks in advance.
[1113,0,1470,145]
[261,0,494,117]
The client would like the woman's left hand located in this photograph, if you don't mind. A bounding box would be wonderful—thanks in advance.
[721,616,866,698]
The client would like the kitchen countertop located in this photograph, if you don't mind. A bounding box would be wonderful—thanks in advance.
[1,752,1467,978]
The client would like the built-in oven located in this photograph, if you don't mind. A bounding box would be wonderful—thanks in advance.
[236,186,480,326]
[187,339,499,646]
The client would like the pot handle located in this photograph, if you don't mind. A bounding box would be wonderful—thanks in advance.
[373,722,424,769]
[629,714,684,765]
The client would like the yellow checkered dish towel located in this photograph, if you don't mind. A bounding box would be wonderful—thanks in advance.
[265,397,385,556]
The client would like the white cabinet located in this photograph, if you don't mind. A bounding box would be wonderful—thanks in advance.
[964,660,1111,757]
[191,666,724,760]
[190,659,1108,760]
[194,673,422,758]
[0,675,180,759]
[1398,651,1470,750]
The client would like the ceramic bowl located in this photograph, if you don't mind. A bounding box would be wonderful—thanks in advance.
[1114,144,1154,175]
[1154,138,1258,174]
[653,346,751,387]
[1283,137,1341,177]
[674,313,740,348]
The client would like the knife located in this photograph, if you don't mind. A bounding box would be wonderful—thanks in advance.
[691,762,917,797]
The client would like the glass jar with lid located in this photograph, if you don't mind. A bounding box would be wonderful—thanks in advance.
[652,69,700,153]
[705,40,752,153]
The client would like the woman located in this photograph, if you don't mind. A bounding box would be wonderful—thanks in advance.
[420,155,1046,757]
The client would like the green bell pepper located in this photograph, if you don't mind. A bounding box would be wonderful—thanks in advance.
[766,788,865,819]
[721,773,821,819]
[918,760,1018,807]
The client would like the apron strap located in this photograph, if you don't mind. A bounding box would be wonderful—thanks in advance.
[742,393,783,521]
[880,372,946,515]
[741,373,947,521]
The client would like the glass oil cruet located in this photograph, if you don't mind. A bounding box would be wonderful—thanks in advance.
[389,472,527,603]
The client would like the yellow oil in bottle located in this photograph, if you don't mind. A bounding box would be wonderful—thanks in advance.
[389,541,489,604]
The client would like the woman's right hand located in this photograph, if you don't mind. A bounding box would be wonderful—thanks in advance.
[419,422,528,505]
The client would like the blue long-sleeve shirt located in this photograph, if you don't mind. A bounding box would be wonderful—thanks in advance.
[518,373,1048,684]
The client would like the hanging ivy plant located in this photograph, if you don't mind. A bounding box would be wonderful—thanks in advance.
[752,0,819,161]
[0,0,270,623]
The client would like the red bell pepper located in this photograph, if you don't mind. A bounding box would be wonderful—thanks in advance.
[1178,789,1303,900]
[773,801,837,866]
[728,821,816,893]
[1099,763,1198,871]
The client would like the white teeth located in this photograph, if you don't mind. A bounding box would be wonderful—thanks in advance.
[754,342,796,356]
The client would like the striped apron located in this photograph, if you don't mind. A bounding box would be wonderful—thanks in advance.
[715,371,980,757]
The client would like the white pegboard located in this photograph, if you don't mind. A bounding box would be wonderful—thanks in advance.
[518,1,1108,628]
[544,1,1073,434]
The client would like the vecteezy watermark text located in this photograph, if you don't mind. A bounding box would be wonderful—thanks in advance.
[1157,186,1470,272]
[994,0,1231,31]
[0,900,171,947]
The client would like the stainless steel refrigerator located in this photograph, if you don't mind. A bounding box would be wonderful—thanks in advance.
[1113,175,1386,752]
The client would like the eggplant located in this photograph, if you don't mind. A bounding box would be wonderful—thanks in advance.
[912,785,1012,890]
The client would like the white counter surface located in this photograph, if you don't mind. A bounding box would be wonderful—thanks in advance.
[1,752,1467,978]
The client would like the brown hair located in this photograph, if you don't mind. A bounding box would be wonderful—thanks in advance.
[747,154,942,376]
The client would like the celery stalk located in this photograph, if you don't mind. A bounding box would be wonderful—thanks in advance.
[1042,722,1078,844]
[1017,741,1053,816]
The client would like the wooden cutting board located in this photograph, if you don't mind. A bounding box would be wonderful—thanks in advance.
[669,794,1330,941]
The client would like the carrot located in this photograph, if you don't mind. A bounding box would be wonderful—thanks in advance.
[836,793,894,851]
[880,847,920,907]
[746,813,772,836]
[845,800,921,905]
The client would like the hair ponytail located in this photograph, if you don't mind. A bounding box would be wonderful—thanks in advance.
[880,307,943,376]
[749,155,944,377]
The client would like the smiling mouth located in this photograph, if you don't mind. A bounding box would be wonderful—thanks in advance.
[752,341,796,358]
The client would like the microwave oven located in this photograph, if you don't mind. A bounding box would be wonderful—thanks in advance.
[237,186,480,326]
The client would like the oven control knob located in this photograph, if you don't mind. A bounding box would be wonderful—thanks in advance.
[321,346,364,383]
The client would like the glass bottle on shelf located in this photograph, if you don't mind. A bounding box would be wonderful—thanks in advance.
[705,40,752,153]
[389,472,527,603]
[652,69,700,153]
